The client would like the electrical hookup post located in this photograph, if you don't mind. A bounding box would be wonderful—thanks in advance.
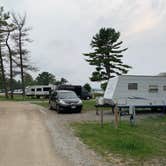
[129,105,136,126]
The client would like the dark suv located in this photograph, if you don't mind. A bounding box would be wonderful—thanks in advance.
[49,90,82,113]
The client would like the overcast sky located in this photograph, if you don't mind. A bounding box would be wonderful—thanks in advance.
[1,0,166,88]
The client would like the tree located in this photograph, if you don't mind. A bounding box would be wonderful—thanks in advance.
[0,6,10,98]
[84,27,131,82]
[83,83,91,92]
[5,24,15,99]
[24,73,35,86]
[100,82,107,91]
[11,13,34,97]
[36,72,56,85]
[60,77,68,85]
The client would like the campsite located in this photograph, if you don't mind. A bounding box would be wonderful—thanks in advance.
[0,1,166,166]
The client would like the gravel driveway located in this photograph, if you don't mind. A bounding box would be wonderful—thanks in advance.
[0,101,162,166]
[0,101,110,166]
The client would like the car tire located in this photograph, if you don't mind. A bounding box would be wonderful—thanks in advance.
[76,109,82,113]
[56,105,60,113]
[49,102,53,110]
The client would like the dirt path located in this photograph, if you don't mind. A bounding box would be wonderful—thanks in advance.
[0,101,72,166]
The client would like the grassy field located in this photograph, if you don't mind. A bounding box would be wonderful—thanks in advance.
[82,99,96,111]
[0,95,47,102]
[71,116,166,164]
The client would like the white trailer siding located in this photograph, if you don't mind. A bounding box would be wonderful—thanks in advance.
[25,85,56,97]
[104,75,166,106]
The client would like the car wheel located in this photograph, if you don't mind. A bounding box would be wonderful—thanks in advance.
[49,104,53,110]
[76,109,82,113]
[56,105,60,113]
[49,102,53,110]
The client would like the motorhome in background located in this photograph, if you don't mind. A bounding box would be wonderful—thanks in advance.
[25,84,56,98]
[57,85,92,100]
[104,75,166,108]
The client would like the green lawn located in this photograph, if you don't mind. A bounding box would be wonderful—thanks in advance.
[82,99,96,111]
[0,95,47,102]
[71,116,166,163]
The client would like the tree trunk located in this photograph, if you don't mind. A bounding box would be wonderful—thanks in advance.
[19,31,25,98]
[6,31,14,99]
[0,43,8,98]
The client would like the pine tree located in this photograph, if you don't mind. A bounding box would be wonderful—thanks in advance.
[84,28,131,82]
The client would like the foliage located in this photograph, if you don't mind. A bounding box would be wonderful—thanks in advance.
[11,13,35,96]
[83,83,91,92]
[84,27,131,82]
[35,72,56,85]
[24,73,35,86]
[0,6,10,98]
[100,81,107,91]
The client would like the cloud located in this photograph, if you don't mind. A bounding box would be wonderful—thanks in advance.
[2,0,166,88]
[124,0,166,37]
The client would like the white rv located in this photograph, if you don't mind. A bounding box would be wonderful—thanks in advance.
[25,85,56,98]
[104,75,166,108]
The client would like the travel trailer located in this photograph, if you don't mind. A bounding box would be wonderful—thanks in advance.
[25,85,56,98]
[104,75,166,108]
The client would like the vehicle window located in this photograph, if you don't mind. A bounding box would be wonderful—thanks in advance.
[37,88,42,92]
[43,87,51,91]
[31,88,35,92]
[163,86,166,91]
[128,83,138,90]
[58,91,78,99]
[149,85,158,93]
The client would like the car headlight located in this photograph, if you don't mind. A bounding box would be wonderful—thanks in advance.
[78,100,82,105]
[59,100,67,105]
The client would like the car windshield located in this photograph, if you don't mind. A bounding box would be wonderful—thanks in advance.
[58,91,78,99]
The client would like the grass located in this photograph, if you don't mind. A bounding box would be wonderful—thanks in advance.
[0,95,47,102]
[71,116,166,162]
[32,99,97,110]
[82,99,96,111]
[0,95,97,111]
[31,101,49,108]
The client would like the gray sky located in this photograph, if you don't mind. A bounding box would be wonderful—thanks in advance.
[1,0,166,88]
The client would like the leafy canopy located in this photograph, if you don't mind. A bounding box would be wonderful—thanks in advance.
[36,72,56,85]
[84,27,131,82]
[83,83,91,92]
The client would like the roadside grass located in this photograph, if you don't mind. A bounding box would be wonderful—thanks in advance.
[82,99,96,111]
[32,100,96,110]
[31,101,49,108]
[71,116,166,162]
[0,95,47,102]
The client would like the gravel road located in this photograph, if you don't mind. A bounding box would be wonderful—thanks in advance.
[0,101,161,166]
[0,101,110,166]
[0,101,72,166]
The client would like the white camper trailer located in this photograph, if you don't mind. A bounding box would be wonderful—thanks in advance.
[25,85,56,98]
[104,75,166,108]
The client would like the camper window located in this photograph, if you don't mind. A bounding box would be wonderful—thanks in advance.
[128,83,138,90]
[43,87,51,91]
[163,86,166,91]
[37,88,42,92]
[149,85,158,93]
[31,88,35,92]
